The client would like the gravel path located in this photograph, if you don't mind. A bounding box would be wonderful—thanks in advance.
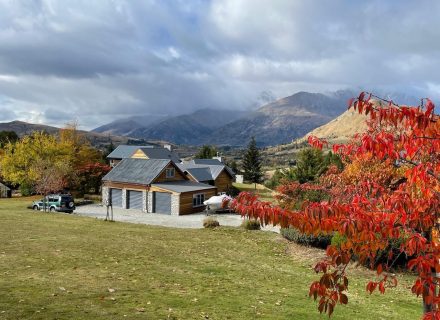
[74,204,280,233]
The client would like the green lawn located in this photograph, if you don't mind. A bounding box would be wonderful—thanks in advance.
[0,197,421,319]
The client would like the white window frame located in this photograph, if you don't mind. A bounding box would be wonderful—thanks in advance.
[193,193,205,207]
[165,167,175,178]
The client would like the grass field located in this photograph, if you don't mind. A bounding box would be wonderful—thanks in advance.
[0,197,421,319]
[233,182,275,202]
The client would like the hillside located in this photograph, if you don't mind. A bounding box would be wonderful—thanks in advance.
[206,91,348,146]
[129,109,248,145]
[262,109,369,166]
[0,120,158,149]
[93,91,350,147]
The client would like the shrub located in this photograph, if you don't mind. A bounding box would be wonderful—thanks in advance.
[203,217,220,228]
[227,185,240,197]
[331,232,347,249]
[241,219,261,230]
[280,227,331,249]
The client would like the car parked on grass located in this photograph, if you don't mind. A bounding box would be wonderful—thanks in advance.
[32,194,75,213]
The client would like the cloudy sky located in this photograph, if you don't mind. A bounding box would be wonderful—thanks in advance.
[0,0,439,129]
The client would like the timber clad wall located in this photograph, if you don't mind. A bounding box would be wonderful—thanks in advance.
[179,189,216,215]
[215,170,233,193]
[154,164,187,182]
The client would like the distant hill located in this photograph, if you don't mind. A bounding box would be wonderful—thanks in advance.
[129,109,248,145]
[206,91,349,146]
[93,114,168,136]
[93,91,351,147]
[295,109,368,145]
[0,120,158,149]
[262,108,370,166]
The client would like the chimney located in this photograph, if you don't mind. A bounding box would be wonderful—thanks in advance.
[164,144,172,151]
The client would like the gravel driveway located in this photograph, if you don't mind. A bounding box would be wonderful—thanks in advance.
[74,204,280,233]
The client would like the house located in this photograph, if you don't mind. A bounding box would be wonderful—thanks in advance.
[0,182,11,198]
[102,158,216,215]
[107,145,151,167]
[107,144,180,167]
[178,159,235,194]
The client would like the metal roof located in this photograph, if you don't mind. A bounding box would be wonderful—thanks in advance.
[191,159,223,165]
[107,145,153,159]
[179,161,235,181]
[102,158,170,185]
[0,182,10,190]
[185,167,213,182]
[152,181,216,193]
[138,147,180,163]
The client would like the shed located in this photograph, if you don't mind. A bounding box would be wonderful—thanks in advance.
[0,182,11,198]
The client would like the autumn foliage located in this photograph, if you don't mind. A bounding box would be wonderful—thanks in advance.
[231,92,440,318]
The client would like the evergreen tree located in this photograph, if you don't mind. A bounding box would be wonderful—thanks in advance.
[242,137,263,188]
[195,145,217,159]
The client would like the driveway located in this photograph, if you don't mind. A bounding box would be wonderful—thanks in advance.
[74,204,280,233]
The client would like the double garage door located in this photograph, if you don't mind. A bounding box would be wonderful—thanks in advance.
[109,188,171,214]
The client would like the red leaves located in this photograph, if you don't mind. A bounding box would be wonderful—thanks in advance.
[308,135,328,150]
[233,91,440,317]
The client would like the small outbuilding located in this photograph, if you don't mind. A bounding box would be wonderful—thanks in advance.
[0,182,11,198]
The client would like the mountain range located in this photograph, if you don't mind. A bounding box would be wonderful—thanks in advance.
[93,90,356,146]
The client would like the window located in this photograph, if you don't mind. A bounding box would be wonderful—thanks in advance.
[193,193,205,207]
[165,168,175,178]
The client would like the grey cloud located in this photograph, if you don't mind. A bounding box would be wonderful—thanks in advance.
[0,0,439,129]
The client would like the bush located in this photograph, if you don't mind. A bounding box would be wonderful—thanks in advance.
[281,227,331,249]
[331,232,347,249]
[227,185,240,197]
[241,219,261,230]
[203,217,220,228]
[20,182,34,196]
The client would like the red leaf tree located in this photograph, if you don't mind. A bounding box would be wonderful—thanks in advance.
[231,92,440,318]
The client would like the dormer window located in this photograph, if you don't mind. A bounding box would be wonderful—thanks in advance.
[165,168,175,178]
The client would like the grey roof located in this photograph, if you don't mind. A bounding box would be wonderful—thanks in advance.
[191,159,223,165]
[186,167,213,182]
[139,147,180,163]
[102,158,171,185]
[107,145,153,159]
[179,161,234,181]
[152,181,216,193]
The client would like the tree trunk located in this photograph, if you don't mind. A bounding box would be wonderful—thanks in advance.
[423,228,436,314]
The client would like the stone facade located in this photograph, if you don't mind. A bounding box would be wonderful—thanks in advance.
[121,189,127,209]
[102,186,110,206]
[147,191,153,213]
[142,190,148,212]
[171,194,180,216]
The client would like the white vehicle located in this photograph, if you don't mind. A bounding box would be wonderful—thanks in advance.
[203,194,232,211]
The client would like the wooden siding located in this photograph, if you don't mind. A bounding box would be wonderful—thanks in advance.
[103,181,148,191]
[214,170,233,194]
[154,163,187,182]
[179,189,217,215]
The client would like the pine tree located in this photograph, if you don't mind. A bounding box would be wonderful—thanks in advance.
[195,145,217,159]
[242,137,263,188]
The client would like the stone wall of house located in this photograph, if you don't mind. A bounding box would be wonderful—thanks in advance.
[142,191,147,212]
[102,186,109,206]
[171,194,180,215]
[122,189,127,209]
[147,191,153,213]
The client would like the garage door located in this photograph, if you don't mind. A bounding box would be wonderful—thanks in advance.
[153,192,171,214]
[127,190,143,210]
[110,188,123,208]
